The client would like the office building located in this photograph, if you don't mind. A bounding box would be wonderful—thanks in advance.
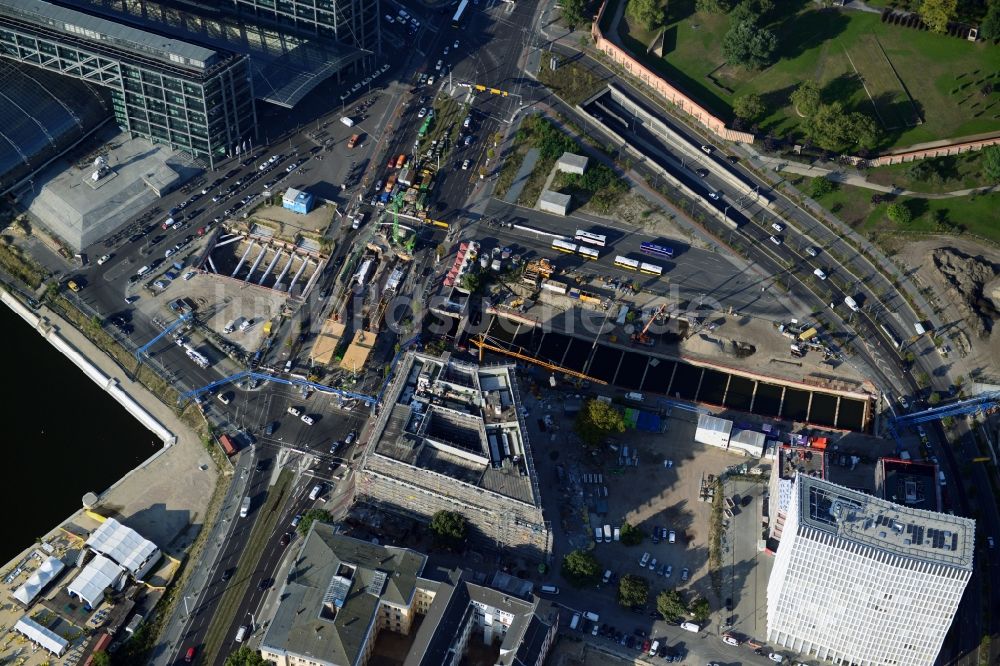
[358,352,551,560]
[766,474,974,666]
[260,524,559,666]
[0,0,377,173]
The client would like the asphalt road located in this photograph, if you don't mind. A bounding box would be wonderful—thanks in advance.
[526,27,998,665]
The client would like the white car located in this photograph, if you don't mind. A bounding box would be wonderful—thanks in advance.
[768,653,784,663]
[722,634,740,646]
[771,222,785,232]
[708,190,722,200]
[153,279,169,289]
[287,406,302,417]
[813,267,827,280]
[700,144,714,154]
[97,254,111,265]
[435,59,443,71]
[240,318,253,331]
[770,235,783,246]
[454,39,460,48]
[461,159,471,170]
[648,557,657,571]
[301,414,315,426]
[183,270,196,281]
[217,393,231,405]
[418,107,428,118]
[427,75,435,85]
[443,46,450,55]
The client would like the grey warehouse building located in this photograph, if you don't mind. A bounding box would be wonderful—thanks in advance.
[0,0,378,173]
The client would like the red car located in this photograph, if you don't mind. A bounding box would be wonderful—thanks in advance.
[642,639,651,653]
[185,646,196,662]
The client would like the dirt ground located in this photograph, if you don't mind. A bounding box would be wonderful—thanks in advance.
[890,237,1000,382]
[252,200,338,240]
[144,270,288,348]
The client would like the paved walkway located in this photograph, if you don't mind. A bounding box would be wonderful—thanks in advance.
[30,300,218,550]
[754,154,1000,198]
[501,147,539,204]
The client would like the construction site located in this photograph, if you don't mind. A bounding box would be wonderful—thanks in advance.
[357,351,551,560]
[465,257,874,432]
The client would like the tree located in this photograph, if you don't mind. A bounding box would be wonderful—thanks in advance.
[619,522,645,546]
[850,112,881,150]
[626,0,666,30]
[919,0,957,32]
[656,588,688,621]
[689,597,711,622]
[561,0,588,29]
[91,652,110,666]
[790,81,821,118]
[460,271,480,293]
[722,19,777,70]
[561,549,602,586]
[983,145,1000,181]
[618,574,650,607]
[696,0,733,11]
[225,647,267,666]
[574,399,626,446]
[297,508,333,536]
[928,391,941,405]
[982,0,1000,40]
[733,92,766,122]
[430,510,467,545]
[886,202,912,225]
[809,176,835,198]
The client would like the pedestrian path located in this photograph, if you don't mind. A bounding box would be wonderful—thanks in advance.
[752,154,999,199]
[501,147,539,204]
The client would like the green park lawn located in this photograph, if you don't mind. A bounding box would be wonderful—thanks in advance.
[810,181,1000,243]
[615,0,1000,149]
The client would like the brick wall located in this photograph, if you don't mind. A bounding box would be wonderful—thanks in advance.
[590,1,755,144]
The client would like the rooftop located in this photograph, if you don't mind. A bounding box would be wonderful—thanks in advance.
[796,474,975,569]
[539,190,571,207]
[372,353,540,506]
[0,0,220,68]
[261,523,427,666]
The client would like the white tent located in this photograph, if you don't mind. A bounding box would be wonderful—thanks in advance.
[67,554,122,609]
[695,414,733,449]
[85,517,160,580]
[730,429,766,458]
[13,616,68,655]
[12,556,65,606]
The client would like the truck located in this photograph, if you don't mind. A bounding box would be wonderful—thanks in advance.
[398,166,413,187]
[218,434,239,456]
[340,116,354,127]
[240,496,251,518]
[384,173,397,193]
[569,613,581,631]
[347,133,360,149]
[395,153,406,169]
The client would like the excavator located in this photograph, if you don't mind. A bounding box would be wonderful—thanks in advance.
[631,303,668,347]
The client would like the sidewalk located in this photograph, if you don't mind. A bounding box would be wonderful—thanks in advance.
[754,155,1000,199]
[30,300,218,549]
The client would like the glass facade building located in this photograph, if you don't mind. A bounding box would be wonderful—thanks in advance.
[0,0,255,168]
[767,474,974,666]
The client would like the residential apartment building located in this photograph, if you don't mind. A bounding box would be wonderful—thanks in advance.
[260,524,558,666]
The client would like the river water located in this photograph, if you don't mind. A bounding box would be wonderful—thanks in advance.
[2,301,161,564]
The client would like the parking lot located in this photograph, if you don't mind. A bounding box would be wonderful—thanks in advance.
[576,412,745,608]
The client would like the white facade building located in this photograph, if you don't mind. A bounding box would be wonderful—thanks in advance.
[767,474,974,666]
